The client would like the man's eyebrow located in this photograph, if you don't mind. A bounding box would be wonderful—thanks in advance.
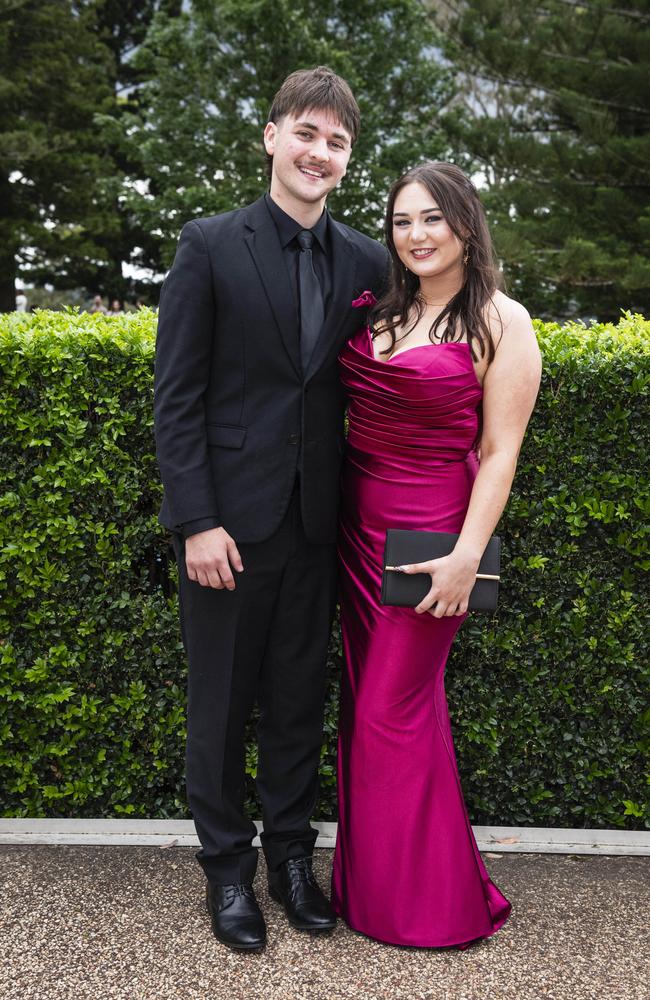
[295,120,350,144]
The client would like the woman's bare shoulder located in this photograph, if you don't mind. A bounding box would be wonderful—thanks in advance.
[487,290,534,335]
[484,291,541,385]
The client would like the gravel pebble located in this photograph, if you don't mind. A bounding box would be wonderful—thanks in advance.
[1,846,648,1000]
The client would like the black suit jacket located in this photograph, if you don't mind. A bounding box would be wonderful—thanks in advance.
[154,195,389,544]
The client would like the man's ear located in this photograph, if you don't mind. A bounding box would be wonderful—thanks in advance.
[263,122,277,155]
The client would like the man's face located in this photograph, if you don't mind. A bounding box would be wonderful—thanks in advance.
[264,108,352,208]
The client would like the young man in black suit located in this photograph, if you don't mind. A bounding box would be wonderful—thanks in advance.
[154,67,388,951]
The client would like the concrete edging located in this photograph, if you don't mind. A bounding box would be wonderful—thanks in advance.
[1,819,648,855]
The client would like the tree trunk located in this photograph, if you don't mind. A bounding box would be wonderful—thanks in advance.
[0,248,16,312]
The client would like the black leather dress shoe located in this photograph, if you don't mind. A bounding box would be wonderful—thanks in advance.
[268,857,336,932]
[205,882,266,951]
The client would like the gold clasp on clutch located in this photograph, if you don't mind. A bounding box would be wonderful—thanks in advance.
[385,566,500,581]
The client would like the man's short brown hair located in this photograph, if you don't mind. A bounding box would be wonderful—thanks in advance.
[268,66,360,141]
[265,66,360,179]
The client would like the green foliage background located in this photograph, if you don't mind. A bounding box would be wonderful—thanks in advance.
[4,0,649,320]
[433,0,650,321]
[109,0,454,269]
[1,310,648,827]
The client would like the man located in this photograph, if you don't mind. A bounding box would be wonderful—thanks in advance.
[89,294,107,314]
[154,66,388,951]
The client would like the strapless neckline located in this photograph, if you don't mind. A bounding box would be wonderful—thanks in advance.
[366,325,471,364]
[363,326,481,389]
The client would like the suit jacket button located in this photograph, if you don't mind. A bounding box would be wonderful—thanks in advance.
[288,433,300,445]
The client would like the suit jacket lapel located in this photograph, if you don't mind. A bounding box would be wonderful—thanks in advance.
[243,197,302,376]
[304,217,358,382]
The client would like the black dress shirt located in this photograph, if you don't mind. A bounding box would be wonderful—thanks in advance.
[263,193,333,316]
[181,195,333,540]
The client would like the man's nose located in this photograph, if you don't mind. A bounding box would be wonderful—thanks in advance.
[309,138,330,162]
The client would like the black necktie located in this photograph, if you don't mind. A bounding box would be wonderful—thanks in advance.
[296,229,324,372]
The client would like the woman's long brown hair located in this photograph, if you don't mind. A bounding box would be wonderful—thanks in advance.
[371,162,503,363]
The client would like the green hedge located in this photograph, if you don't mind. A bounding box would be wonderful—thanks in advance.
[1,309,648,827]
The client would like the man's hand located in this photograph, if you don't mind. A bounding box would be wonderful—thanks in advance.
[185,527,244,590]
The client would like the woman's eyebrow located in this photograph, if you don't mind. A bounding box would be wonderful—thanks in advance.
[393,206,440,217]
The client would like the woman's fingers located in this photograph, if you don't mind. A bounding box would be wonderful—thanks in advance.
[424,600,467,618]
[415,583,438,614]
[399,560,434,575]
[407,559,471,617]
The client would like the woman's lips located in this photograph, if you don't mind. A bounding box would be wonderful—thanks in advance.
[410,248,436,259]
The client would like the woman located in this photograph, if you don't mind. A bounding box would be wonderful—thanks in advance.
[331,162,541,948]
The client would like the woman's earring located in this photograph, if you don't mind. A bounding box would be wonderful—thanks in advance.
[463,246,470,265]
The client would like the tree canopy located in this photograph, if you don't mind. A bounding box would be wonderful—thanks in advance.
[3,0,648,319]
[0,1,114,311]
[431,0,650,319]
[111,0,456,274]
[0,0,182,311]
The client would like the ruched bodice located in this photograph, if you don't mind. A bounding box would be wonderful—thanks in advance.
[339,326,482,473]
[332,325,511,949]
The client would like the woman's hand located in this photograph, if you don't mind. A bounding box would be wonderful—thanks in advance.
[398,550,480,618]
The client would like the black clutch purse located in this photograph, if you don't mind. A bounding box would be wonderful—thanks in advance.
[380,529,501,614]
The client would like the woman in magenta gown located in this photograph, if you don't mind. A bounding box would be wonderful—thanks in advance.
[331,162,541,948]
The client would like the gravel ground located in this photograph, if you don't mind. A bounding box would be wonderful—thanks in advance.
[1,846,648,1000]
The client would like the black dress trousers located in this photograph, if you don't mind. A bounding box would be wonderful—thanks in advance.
[174,492,338,885]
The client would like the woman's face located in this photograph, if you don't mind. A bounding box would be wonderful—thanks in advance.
[391,181,464,281]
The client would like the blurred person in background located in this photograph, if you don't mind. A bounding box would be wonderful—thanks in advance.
[89,294,107,314]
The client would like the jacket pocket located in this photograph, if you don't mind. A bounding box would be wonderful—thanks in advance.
[205,424,247,448]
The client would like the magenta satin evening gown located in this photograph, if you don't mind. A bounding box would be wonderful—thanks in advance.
[331,326,512,948]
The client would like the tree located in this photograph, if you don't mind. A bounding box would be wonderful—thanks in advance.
[0,1,186,311]
[430,0,650,319]
[110,0,458,281]
[85,0,183,301]
[0,0,115,311]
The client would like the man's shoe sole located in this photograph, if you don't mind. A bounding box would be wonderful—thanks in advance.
[268,886,336,932]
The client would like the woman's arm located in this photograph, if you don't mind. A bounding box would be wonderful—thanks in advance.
[406,297,542,618]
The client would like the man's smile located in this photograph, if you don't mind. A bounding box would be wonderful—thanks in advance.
[298,164,327,179]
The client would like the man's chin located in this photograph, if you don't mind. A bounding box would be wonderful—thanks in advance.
[294,175,335,199]
[303,190,331,204]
